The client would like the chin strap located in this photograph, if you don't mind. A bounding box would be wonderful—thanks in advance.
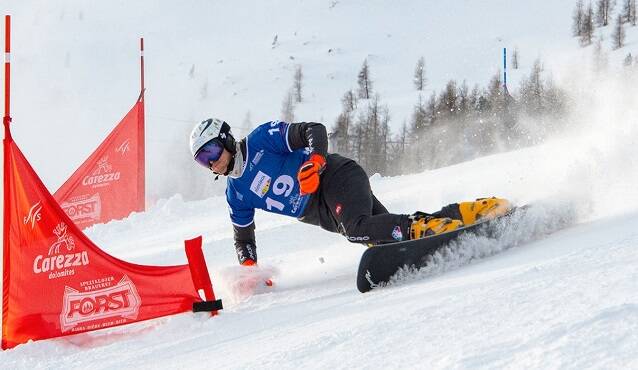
[225,156,235,176]
[213,141,245,180]
[227,141,245,178]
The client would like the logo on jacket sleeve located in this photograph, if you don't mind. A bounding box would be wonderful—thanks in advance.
[250,149,265,171]
[249,171,271,198]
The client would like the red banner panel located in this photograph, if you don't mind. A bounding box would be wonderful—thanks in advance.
[54,100,145,228]
[2,136,204,350]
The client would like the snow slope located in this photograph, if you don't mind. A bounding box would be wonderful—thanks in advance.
[2,1,638,368]
[3,109,638,368]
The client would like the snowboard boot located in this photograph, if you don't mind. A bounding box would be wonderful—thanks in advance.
[409,213,463,239]
[457,197,511,225]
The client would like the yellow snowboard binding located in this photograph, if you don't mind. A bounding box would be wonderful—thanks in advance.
[410,216,463,239]
[458,197,511,225]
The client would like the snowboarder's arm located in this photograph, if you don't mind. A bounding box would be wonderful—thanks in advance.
[233,223,258,265]
[226,183,258,264]
[287,122,328,158]
[288,122,328,195]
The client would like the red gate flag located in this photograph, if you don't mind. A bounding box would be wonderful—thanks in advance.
[54,98,145,228]
[2,130,212,350]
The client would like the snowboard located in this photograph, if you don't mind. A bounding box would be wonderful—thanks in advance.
[356,207,527,293]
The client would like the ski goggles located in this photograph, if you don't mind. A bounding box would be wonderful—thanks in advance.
[194,139,224,168]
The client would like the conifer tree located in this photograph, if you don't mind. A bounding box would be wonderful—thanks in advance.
[622,0,632,22]
[426,92,438,124]
[411,94,428,132]
[581,4,596,45]
[519,59,544,115]
[293,65,303,103]
[511,47,520,69]
[332,112,351,155]
[341,90,357,113]
[332,90,358,156]
[457,80,470,117]
[437,80,458,118]
[281,88,295,122]
[612,14,626,49]
[595,0,615,26]
[623,53,633,66]
[623,0,637,25]
[357,59,373,99]
[573,0,585,36]
[413,57,427,91]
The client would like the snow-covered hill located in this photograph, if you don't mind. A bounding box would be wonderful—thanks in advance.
[2,1,638,368]
[4,0,637,200]
[3,127,638,368]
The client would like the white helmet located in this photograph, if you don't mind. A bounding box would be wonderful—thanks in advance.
[189,118,236,157]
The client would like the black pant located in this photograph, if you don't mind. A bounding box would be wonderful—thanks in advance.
[299,154,411,244]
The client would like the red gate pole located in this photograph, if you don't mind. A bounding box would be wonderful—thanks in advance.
[140,37,144,101]
[137,37,145,212]
[3,15,10,131]
[2,14,12,351]
[184,236,222,316]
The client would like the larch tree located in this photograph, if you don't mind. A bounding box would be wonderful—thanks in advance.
[413,57,427,91]
[595,0,615,26]
[512,47,520,69]
[357,59,373,99]
[293,65,303,103]
[611,14,626,49]
[573,0,585,36]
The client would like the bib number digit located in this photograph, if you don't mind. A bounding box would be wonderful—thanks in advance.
[265,197,285,211]
[272,175,294,197]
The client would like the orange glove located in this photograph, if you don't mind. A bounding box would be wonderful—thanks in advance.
[297,153,326,195]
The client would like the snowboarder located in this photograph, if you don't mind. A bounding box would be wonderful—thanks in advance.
[190,118,511,266]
